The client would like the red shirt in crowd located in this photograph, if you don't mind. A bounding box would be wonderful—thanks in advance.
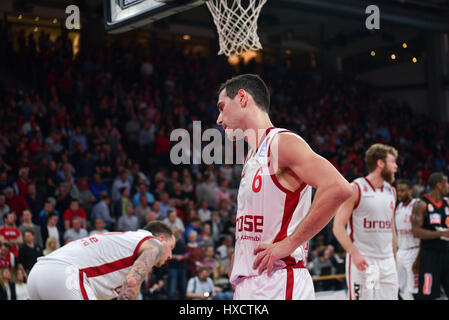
[0,226,22,258]
[63,207,87,228]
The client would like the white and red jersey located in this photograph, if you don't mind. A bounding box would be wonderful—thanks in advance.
[230,127,311,285]
[395,199,420,251]
[349,177,396,259]
[38,229,155,300]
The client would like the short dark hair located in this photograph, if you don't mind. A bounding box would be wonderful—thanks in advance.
[143,221,174,238]
[48,212,58,220]
[428,172,447,190]
[218,74,270,113]
[395,179,412,189]
[23,229,35,236]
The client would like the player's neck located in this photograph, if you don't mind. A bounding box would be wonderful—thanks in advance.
[244,111,274,150]
[428,189,443,203]
[365,172,384,189]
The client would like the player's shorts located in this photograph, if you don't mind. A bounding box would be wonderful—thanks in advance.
[346,253,398,300]
[27,258,96,300]
[414,248,449,300]
[233,267,315,300]
[397,247,419,300]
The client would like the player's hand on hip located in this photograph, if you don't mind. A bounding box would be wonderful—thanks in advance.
[253,239,294,276]
[352,251,368,271]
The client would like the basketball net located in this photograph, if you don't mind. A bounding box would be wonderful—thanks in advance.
[206,0,267,56]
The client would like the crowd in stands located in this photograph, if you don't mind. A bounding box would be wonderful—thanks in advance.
[0,24,449,300]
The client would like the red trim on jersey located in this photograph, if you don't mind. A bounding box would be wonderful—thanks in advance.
[363,177,376,192]
[79,271,89,300]
[353,182,361,210]
[349,213,354,242]
[79,236,153,278]
[348,255,352,300]
[423,194,443,209]
[285,268,294,300]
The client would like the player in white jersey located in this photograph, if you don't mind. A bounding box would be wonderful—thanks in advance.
[333,143,399,300]
[215,74,352,300]
[394,179,419,300]
[27,221,175,300]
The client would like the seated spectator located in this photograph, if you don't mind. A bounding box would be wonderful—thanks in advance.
[212,263,233,300]
[14,268,29,300]
[184,217,202,243]
[111,169,132,202]
[151,201,162,220]
[13,167,31,197]
[38,198,62,230]
[77,176,96,217]
[186,266,216,300]
[41,212,63,248]
[197,200,211,223]
[54,182,75,215]
[0,212,23,258]
[200,223,214,249]
[163,209,185,234]
[135,195,152,228]
[0,243,15,268]
[90,173,109,201]
[158,192,171,220]
[215,178,231,208]
[216,235,233,261]
[113,186,131,219]
[18,229,43,274]
[43,237,58,256]
[0,267,16,300]
[24,184,44,221]
[132,183,155,206]
[117,204,139,232]
[89,218,108,236]
[185,230,204,278]
[63,200,87,231]
[0,193,10,227]
[45,160,62,197]
[91,194,115,230]
[210,211,223,246]
[144,210,158,226]
[202,245,218,271]
[18,209,42,248]
[4,187,29,222]
[63,216,88,242]
[195,174,217,210]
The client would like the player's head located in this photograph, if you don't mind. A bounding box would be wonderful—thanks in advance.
[143,221,176,267]
[216,74,270,133]
[395,179,413,203]
[364,143,398,183]
[428,172,449,195]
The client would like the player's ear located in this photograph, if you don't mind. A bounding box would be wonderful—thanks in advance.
[156,235,165,242]
[238,89,247,108]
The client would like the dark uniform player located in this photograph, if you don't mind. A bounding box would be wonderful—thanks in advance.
[411,172,449,300]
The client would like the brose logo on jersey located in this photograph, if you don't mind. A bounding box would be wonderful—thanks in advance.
[363,218,391,230]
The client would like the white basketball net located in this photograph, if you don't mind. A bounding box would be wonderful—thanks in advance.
[206,0,267,56]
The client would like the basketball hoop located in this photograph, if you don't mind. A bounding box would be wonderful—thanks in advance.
[206,0,267,56]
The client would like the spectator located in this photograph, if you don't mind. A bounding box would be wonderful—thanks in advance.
[202,245,218,271]
[186,266,216,300]
[210,211,223,246]
[0,267,16,300]
[212,263,234,300]
[166,229,187,300]
[54,182,74,215]
[215,178,231,207]
[142,269,167,300]
[158,192,171,220]
[200,223,214,249]
[18,229,43,274]
[63,216,88,242]
[184,217,202,243]
[91,194,114,230]
[40,210,63,248]
[14,268,29,300]
[134,195,152,228]
[216,235,233,261]
[77,176,96,217]
[185,230,204,278]
[198,200,211,223]
[0,212,23,258]
[13,167,31,197]
[89,218,108,236]
[43,237,58,256]
[195,174,217,210]
[163,209,185,234]
[90,173,109,201]
[132,183,155,206]
[63,200,87,231]
[0,193,10,227]
[24,184,44,221]
[311,245,337,291]
[4,187,29,221]
[18,209,42,248]
[113,186,131,219]
[117,203,139,232]
[111,169,132,202]
[0,243,15,268]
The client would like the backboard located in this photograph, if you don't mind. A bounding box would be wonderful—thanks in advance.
[104,0,207,34]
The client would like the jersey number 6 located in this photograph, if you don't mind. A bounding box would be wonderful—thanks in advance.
[252,167,263,193]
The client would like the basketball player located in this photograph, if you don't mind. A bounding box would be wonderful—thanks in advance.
[27,221,175,300]
[411,172,449,300]
[394,179,419,300]
[215,74,352,300]
[332,143,399,300]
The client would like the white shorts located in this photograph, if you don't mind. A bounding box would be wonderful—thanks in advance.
[27,259,96,300]
[346,254,398,300]
[233,268,315,300]
[397,247,419,300]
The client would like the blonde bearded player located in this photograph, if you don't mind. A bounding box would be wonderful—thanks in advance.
[215,74,352,300]
[333,144,399,300]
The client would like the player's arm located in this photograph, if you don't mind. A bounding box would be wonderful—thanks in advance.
[253,134,352,276]
[332,183,369,271]
[117,238,162,300]
[391,187,398,261]
[411,200,449,239]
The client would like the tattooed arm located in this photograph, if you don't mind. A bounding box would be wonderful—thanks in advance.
[118,239,163,300]
[411,200,447,240]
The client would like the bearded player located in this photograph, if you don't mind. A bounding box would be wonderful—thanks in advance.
[216,74,352,300]
[333,143,399,300]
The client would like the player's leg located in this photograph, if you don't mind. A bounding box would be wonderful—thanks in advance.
[396,250,408,299]
[414,250,441,300]
[375,256,398,300]
[346,254,374,300]
[439,252,449,299]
